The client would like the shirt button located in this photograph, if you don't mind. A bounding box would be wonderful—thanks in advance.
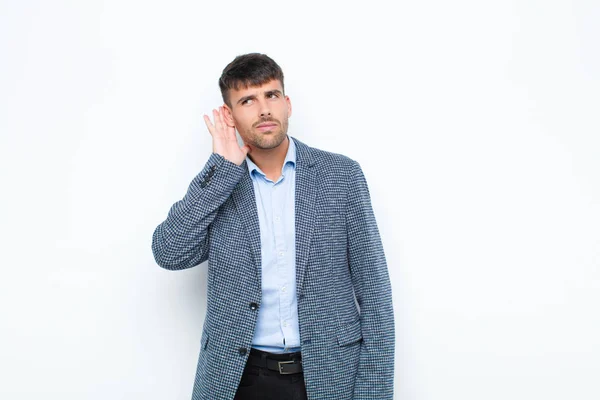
[281,286,286,293]
[239,347,247,355]
[278,251,284,257]
[249,302,258,311]
[283,321,288,327]
[275,216,281,222]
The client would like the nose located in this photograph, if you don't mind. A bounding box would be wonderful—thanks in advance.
[259,100,271,118]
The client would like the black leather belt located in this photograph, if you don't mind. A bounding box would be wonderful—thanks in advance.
[249,348,303,375]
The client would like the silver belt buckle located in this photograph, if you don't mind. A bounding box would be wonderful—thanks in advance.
[278,360,297,375]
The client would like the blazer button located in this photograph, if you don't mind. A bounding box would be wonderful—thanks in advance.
[249,302,258,311]
[239,347,247,355]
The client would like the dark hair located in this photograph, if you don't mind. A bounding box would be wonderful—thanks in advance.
[219,53,285,107]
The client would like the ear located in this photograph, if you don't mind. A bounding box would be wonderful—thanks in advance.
[222,105,235,127]
[286,96,292,118]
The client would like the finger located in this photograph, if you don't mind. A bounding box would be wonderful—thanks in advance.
[213,109,222,135]
[219,107,231,138]
[241,145,251,157]
[218,107,233,140]
[203,114,215,136]
[218,107,229,137]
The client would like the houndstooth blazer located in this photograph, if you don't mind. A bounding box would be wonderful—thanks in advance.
[152,136,394,399]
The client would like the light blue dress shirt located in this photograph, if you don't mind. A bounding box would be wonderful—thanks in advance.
[246,136,301,354]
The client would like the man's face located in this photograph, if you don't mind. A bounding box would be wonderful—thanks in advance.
[224,79,292,150]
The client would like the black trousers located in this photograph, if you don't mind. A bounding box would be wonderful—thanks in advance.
[234,349,308,400]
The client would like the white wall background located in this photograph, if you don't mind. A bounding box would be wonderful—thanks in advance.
[1,0,599,399]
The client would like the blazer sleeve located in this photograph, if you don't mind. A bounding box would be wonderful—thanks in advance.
[151,153,245,270]
[346,160,395,399]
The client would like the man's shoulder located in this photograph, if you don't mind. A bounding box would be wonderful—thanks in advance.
[291,136,357,169]
[311,146,356,167]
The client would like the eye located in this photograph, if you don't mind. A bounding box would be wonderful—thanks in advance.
[268,93,279,99]
[242,98,253,105]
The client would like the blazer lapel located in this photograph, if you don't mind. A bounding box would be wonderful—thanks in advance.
[292,137,317,297]
[231,136,317,296]
[231,160,262,283]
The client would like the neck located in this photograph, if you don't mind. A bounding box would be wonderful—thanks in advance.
[247,135,290,181]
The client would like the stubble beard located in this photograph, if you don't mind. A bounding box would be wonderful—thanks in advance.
[241,118,289,150]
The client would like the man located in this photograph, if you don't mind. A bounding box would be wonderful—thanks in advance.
[151,53,394,400]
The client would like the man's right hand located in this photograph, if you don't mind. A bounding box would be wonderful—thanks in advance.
[203,106,250,166]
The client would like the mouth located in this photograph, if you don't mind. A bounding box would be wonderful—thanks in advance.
[256,122,278,131]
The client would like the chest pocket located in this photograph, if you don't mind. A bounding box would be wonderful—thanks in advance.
[337,318,363,347]
[314,214,344,228]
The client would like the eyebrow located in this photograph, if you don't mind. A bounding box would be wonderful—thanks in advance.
[265,89,283,97]
[236,89,283,105]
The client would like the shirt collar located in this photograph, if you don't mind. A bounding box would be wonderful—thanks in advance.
[246,135,297,178]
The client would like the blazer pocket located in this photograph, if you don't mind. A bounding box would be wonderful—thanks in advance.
[315,214,344,228]
[201,329,209,350]
[336,319,363,347]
